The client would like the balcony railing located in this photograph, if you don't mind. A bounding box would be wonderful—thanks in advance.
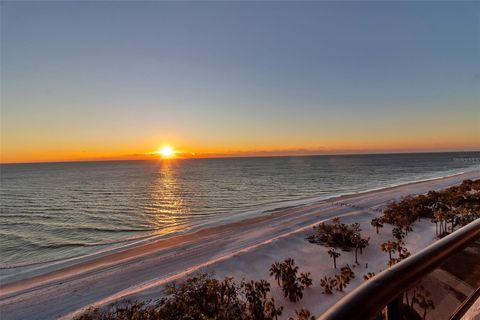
[318,218,480,320]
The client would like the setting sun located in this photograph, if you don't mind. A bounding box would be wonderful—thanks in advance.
[158,146,174,158]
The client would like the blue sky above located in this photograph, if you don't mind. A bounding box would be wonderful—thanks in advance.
[1,1,479,162]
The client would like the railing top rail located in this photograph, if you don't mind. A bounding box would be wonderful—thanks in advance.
[318,219,480,320]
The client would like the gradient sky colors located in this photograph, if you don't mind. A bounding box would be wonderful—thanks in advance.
[1,1,479,163]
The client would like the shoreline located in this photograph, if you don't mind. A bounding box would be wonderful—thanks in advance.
[0,168,472,280]
[0,167,474,271]
[1,169,479,319]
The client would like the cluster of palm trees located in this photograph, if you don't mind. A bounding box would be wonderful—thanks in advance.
[432,209,450,237]
[380,240,410,267]
[269,259,357,305]
[309,218,370,251]
[380,240,397,261]
[370,217,384,234]
[375,179,479,239]
[308,218,370,267]
[431,206,476,238]
[380,225,411,267]
[269,258,312,302]
[319,264,356,294]
[372,180,479,269]
[352,233,370,265]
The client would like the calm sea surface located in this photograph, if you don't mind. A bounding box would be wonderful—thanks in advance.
[1,152,479,267]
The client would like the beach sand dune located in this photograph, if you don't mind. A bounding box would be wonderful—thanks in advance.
[1,170,479,320]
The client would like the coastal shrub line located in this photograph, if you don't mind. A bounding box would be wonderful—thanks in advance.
[76,272,284,320]
[374,179,480,239]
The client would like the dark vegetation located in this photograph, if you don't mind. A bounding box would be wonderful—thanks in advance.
[288,308,315,320]
[370,180,479,319]
[363,272,375,281]
[375,179,479,267]
[319,265,355,294]
[76,273,283,320]
[307,217,370,268]
[327,248,340,268]
[269,258,312,302]
[377,179,480,239]
[307,218,370,251]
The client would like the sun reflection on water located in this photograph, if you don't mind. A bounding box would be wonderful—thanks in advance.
[147,160,191,235]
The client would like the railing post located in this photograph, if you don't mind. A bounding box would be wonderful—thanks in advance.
[386,295,402,320]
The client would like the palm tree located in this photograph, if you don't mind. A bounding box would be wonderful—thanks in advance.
[434,209,446,235]
[445,209,457,232]
[328,248,341,269]
[283,280,304,302]
[284,257,295,267]
[399,218,413,236]
[264,298,283,320]
[299,272,312,288]
[320,276,336,294]
[340,265,355,283]
[273,258,305,302]
[283,258,298,279]
[380,240,397,261]
[370,218,384,234]
[335,274,347,291]
[358,237,370,255]
[351,234,360,265]
[392,227,405,242]
[269,262,282,286]
[431,216,439,236]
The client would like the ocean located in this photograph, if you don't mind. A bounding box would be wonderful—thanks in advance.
[1,152,479,267]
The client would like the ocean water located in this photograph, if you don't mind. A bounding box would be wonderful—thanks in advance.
[1,152,479,267]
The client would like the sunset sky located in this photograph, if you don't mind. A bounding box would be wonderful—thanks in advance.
[1,1,479,163]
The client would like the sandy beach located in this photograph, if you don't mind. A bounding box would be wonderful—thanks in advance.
[1,170,479,320]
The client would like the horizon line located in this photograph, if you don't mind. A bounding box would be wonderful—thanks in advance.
[2,149,480,165]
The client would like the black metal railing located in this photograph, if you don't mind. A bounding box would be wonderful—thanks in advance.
[318,218,480,320]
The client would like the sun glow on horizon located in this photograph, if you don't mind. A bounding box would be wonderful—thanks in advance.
[157,145,175,158]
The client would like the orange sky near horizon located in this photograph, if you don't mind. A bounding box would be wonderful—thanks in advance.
[2,131,480,164]
[2,100,479,163]
[2,2,480,164]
